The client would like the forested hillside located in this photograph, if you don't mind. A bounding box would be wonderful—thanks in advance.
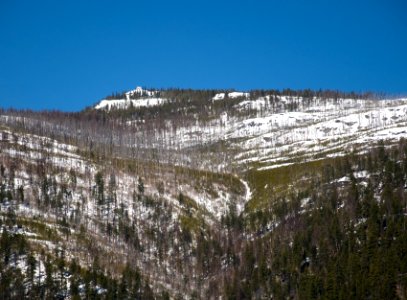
[1,87,406,299]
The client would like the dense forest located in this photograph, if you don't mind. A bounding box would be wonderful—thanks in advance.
[225,140,407,299]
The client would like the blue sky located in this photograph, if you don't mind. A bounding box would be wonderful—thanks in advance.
[0,0,406,111]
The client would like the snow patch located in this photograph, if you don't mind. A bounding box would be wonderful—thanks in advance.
[95,97,167,110]
[213,92,249,101]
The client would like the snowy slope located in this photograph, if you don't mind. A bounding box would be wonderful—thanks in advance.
[0,129,246,219]
[112,93,407,170]
[0,128,248,296]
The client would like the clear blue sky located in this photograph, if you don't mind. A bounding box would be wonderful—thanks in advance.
[0,0,406,111]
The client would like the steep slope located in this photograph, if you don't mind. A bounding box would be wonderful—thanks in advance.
[0,127,247,298]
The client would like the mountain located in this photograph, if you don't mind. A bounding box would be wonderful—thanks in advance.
[1,87,407,299]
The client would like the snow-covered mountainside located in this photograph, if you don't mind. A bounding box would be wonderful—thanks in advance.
[0,128,246,297]
[1,87,407,299]
[94,88,407,171]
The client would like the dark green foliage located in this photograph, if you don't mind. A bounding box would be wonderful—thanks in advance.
[138,176,144,195]
[0,222,160,299]
[95,171,105,205]
[223,141,407,299]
